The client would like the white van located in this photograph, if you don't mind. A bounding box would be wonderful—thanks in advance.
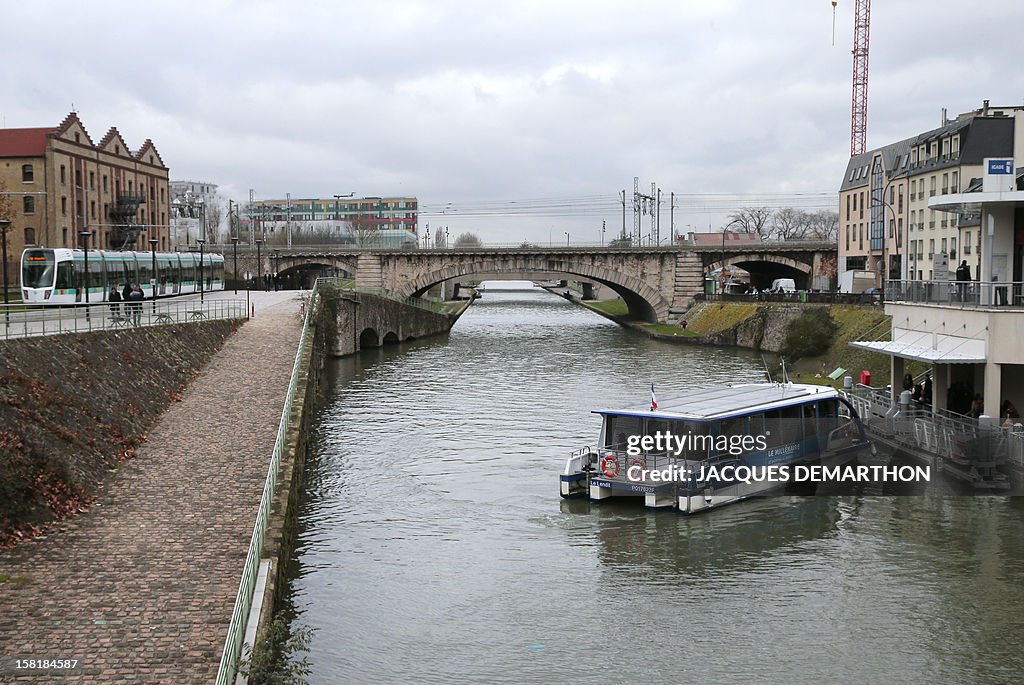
[770,278,796,293]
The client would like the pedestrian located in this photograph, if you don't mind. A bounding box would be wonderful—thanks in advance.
[902,373,913,392]
[679,318,688,331]
[969,394,984,419]
[128,284,144,326]
[922,375,932,405]
[122,281,132,301]
[109,287,122,317]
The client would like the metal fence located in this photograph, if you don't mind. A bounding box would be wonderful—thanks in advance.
[886,279,1024,308]
[0,299,247,339]
[215,282,320,684]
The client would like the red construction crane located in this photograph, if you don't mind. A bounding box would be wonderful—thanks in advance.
[850,0,871,156]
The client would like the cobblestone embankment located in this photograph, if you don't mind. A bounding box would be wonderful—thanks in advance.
[0,295,302,683]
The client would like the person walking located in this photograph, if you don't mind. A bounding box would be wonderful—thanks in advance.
[108,287,122,317]
[128,284,144,326]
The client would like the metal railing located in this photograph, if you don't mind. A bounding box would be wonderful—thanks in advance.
[0,299,247,339]
[215,281,319,685]
[886,279,1024,308]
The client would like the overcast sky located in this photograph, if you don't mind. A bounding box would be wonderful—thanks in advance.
[3,1,1024,244]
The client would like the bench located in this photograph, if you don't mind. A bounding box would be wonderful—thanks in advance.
[188,310,207,321]
[110,315,131,328]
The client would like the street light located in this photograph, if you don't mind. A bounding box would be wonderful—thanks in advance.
[254,238,263,292]
[197,238,206,303]
[0,219,10,326]
[720,228,732,293]
[231,236,239,294]
[565,231,570,247]
[274,249,281,291]
[79,231,92,319]
[149,238,159,309]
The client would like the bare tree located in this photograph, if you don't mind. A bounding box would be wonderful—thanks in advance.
[348,215,381,247]
[205,202,224,242]
[453,231,482,248]
[770,207,810,241]
[726,207,774,238]
[804,210,839,242]
[434,229,448,249]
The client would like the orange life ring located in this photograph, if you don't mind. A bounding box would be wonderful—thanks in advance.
[600,455,620,478]
[629,457,648,472]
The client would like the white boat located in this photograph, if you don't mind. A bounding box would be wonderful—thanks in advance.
[560,383,873,513]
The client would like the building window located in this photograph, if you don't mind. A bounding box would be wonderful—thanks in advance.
[21,164,34,182]
[952,171,958,193]
[23,196,35,214]
[62,228,68,244]
[75,169,82,188]
[103,175,108,193]
[60,165,67,184]
[89,171,95,190]
[24,227,35,245]
[61,197,68,215]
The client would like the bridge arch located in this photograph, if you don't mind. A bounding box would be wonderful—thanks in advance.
[704,254,812,290]
[401,257,670,322]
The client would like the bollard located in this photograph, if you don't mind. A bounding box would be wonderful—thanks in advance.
[251,303,255,318]
[843,375,853,391]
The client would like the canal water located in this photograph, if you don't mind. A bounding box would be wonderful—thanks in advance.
[286,285,1024,684]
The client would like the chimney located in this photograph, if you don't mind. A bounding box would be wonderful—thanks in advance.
[982,99,990,116]
[941,107,948,126]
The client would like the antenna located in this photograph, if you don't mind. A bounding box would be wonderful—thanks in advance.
[761,355,773,383]
[831,1,838,46]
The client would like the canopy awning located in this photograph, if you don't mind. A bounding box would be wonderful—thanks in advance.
[849,340,984,364]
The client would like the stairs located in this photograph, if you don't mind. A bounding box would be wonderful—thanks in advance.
[670,251,704,314]
[355,254,383,290]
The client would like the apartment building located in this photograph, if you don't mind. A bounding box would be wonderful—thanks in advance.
[0,112,171,261]
[839,100,1022,286]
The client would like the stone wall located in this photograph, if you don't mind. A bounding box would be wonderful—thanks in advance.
[324,290,463,356]
[0,320,239,544]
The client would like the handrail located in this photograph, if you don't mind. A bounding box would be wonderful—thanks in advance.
[215,283,319,684]
[0,299,247,340]
[886,279,1024,308]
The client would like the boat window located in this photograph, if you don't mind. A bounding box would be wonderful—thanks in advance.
[763,407,803,448]
[604,414,641,450]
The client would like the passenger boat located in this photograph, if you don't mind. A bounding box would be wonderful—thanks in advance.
[559,383,872,513]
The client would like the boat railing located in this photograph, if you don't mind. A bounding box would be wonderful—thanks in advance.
[593,448,691,482]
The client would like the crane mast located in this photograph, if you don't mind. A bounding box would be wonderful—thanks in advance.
[850,0,871,156]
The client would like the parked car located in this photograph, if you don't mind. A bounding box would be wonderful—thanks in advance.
[859,287,882,304]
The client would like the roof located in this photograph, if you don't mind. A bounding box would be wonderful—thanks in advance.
[838,134,916,192]
[849,340,984,364]
[0,127,53,157]
[595,383,839,421]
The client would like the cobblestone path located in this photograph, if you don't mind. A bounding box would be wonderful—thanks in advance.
[0,294,303,683]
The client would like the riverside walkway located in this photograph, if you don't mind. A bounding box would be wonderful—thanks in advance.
[0,291,303,683]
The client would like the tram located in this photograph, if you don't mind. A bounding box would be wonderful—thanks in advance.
[20,248,225,305]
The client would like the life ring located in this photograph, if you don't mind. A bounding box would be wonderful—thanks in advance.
[629,457,648,472]
[600,455,620,478]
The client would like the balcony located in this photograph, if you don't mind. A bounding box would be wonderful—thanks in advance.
[886,279,1024,308]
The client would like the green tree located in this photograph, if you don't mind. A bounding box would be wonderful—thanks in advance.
[782,308,838,361]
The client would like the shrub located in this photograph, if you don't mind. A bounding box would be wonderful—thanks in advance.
[782,308,838,361]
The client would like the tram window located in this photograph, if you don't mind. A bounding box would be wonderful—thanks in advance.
[22,254,55,288]
[73,259,85,291]
[89,257,104,291]
[56,262,74,290]
[138,259,152,289]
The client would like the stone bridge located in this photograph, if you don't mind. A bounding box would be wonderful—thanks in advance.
[225,242,837,323]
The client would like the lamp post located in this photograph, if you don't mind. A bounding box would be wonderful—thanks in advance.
[79,231,92,319]
[197,238,206,303]
[255,238,263,292]
[231,236,239,294]
[0,219,10,327]
[274,249,280,291]
[149,238,159,309]
[565,231,570,247]
[720,228,731,294]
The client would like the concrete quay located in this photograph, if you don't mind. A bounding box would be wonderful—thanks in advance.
[0,291,303,683]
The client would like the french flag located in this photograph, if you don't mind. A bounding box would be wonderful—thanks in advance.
[651,383,658,411]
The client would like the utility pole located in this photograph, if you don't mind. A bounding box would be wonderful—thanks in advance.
[656,187,662,245]
[670,192,676,243]
[286,192,292,248]
[633,177,641,243]
[620,189,627,239]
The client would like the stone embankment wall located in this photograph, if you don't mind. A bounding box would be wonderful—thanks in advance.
[324,290,463,356]
[0,321,239,545]
[684,302,804,352]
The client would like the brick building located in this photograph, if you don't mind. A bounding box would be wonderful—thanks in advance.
[0,112,171,280]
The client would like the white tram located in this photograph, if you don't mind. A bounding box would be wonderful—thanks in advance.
[21,248,225,305]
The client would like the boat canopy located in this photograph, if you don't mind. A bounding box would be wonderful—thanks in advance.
[594,383,841,422]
